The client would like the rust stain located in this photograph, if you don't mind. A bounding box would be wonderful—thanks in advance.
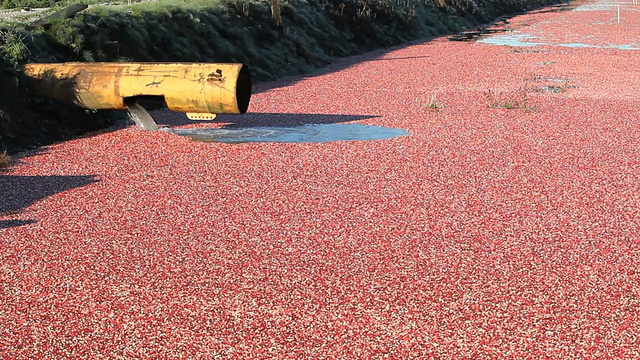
[145,79,164,87]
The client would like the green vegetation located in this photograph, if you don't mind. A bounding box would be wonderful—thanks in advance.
[423,93,443,110]
[1,0,60,8]
[531,77,572,93]
[0,29,30,67]
[0,150,10,168]
[485,87,535,112]
[0,0,565,153]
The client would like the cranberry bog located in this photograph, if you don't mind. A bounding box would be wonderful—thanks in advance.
[2,0,640,357]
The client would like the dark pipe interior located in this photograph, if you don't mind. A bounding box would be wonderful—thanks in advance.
[236,65,252,114]
[124,95,167,110]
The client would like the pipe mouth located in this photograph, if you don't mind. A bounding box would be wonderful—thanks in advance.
[236,65,252,114]
[123,95,167,111]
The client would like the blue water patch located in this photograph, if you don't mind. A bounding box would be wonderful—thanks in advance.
[478,32,640,50]
[558,43,640,50]
[558,42,593,48]
[170,124,409,144]
[573,4,618,11]
[477,33,547,47]
[606,44,640,50]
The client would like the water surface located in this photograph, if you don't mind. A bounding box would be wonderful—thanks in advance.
[478,32,640,50]
[170,124,409,144]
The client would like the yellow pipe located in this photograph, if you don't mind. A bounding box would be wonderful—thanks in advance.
[22,62,252,114]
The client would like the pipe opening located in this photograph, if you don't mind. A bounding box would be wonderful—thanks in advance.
[124,95,168,110]
[236,65,252,114]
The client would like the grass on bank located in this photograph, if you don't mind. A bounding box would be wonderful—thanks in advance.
[0,150,10,167]
[0,29,30,67]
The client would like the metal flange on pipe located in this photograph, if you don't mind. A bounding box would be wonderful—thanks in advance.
[22,62,252,130]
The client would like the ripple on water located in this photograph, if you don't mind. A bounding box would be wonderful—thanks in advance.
[169,124,409,144]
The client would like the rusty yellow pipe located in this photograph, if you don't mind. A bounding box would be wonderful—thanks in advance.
[22,62,251,114]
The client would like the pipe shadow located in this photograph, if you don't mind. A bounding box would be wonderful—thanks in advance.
[157,112,379,128]
[0,175,98,228]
